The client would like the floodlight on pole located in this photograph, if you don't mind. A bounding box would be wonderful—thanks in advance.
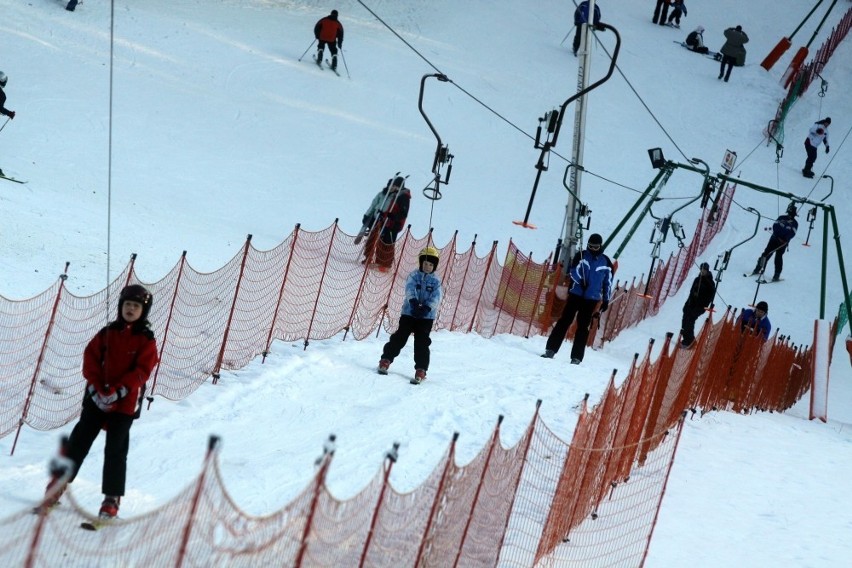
[647,148,666,169]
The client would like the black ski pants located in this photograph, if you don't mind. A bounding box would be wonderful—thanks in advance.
[652,0,670,25]
[382,315,434,371]
[804,139,818,173]
[680,304,706,345]
[316,41,339,63]
[65,395,135,497]
[545,294,598,361]
[719,55,736,81]
[761,236,788,278]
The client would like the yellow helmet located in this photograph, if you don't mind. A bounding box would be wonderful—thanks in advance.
[419,246,440,269]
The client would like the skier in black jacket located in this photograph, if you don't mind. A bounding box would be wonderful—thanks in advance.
[680,262,716,347]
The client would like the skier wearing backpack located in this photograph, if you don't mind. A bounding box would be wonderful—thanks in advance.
[360,176,411,270]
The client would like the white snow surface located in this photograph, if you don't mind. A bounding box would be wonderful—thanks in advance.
[2,0,852,565]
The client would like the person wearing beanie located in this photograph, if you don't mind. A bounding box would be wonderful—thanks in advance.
[718,25,748,82]
[313,9,344,71]
[737,301,772,340]
[377,247,443,384]
[541,233,613,364]
[680,261,716,348]
[802,117,831,178]
[36,285,159,520]
[751,202,799,281]
[685,25,709,54]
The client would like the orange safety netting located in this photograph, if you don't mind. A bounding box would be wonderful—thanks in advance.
[3,311,812,567]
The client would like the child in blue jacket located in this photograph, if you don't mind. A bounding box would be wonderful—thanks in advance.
[378,246,443,383]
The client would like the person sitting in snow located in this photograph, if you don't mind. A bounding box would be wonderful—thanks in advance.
[685,25,709,54]
[377,247,443,384]
[737,301,771,341]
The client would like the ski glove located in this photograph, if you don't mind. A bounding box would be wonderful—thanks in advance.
[825,145,830,154]
[599,300,609,313]
[88,385,128,412]
[409,299,429,318]
[6,111,14,120]
[362,215,370,227]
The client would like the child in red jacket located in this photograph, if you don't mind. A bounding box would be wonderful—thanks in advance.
[40,284,158,519]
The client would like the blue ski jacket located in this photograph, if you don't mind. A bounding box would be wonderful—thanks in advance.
[401,269,442,320]
[738,308,772,340]
[771,214,798,242]
[568,248,613,302]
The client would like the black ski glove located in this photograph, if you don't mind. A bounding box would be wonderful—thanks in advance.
[600,300,609,313]
[825,145,830,154]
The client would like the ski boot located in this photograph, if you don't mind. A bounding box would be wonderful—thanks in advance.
[411,369,427,385]
[99,496,120,520]
[540,349,555,359]
[377,359,390,375]
[750,257,766,276]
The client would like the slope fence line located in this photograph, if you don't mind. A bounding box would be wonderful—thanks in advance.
[1,182,735,449]
[2,308,812,567]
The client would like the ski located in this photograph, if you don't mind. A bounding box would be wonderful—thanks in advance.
[324,60,340,76]
[672,41,721,61]
[81,516,115,531]
[410,377,423,385]
[0,174,27,184]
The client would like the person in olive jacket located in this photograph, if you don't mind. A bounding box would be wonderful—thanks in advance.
[680,262,716,347]
[39,285,158,520]
[718,25,748,82]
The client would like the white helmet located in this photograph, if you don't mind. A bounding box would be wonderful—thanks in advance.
[0,71,7,87]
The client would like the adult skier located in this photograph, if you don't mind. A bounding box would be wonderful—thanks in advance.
[572,1,602,57]
[0,71,15,178]
[802,117,831,178]
[360,176,411,270]
[541,233,613,364]
[680,262,716,347]
[314,10,344,71]
[751,203,798,282]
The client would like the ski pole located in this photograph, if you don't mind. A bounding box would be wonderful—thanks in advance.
[298,39,317,62]
[339,47,351,79]
[560,27,574,46]
[0,117,10,135]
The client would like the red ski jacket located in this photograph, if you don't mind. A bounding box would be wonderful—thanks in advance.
[82,321,159,417]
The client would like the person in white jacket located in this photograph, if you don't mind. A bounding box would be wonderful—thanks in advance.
[803,117,831,178]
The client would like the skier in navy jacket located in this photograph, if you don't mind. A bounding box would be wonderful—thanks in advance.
[542,233,613,364]
[738,301,772,341]
[752,203,799,281]
[572,1,602,56]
